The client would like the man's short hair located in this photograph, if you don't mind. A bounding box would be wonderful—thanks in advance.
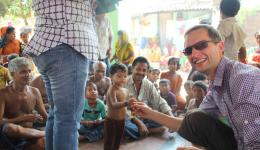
[220,0,240,17]
[132,56,150,69]
[93,61,106,71]
[110,63,127,76]
[20,31,29,37]
[185,25,222,42]
[8,57,32,73]
[159,79,170,85]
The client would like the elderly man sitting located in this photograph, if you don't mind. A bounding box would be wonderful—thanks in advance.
[88,61,111,101]
[0,57,47,150]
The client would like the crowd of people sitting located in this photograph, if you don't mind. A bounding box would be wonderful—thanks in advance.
[0,0,260,149]
[0,50,212,149]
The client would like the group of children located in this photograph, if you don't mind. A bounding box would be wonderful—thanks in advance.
[79,56,209,150]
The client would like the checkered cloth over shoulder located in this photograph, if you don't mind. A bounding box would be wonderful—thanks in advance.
[23,0,98,60]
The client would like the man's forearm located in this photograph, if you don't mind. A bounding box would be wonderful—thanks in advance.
[165,110,173,117]
[149,110,183,131]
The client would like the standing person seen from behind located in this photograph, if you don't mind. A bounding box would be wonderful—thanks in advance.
[96,13,113,77]
[132,25,260,150]
[217,0,247,62]
[104,63,136,150]
[23,0,98,150]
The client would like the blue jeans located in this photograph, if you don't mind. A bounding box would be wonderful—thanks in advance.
[124,119,140,140]
[124,118,162,140]
[31,44,89,150]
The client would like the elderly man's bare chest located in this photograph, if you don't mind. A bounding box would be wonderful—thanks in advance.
[4,90,36,118]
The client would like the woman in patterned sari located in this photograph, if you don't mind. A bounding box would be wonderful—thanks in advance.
[111,30,134,66]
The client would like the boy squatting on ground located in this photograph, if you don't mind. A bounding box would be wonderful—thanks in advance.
[104,63,136,150]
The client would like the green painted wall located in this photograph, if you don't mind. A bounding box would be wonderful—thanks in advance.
[107,10,118,55]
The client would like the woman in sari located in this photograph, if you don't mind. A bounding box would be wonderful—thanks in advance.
[0,26,22,65]
[111,30,134,66]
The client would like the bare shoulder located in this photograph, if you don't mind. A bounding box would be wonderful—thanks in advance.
[108,86,117,94]
[0,86,11,101]
[0,86,11,99]
[28,86,41,96]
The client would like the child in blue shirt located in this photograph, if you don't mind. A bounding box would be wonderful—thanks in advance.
[79,82,106,142]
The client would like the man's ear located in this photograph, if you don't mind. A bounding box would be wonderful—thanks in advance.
[217,41,225,55]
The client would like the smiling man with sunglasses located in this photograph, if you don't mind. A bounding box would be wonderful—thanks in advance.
[131,25,260,150]
[180,24,260,150]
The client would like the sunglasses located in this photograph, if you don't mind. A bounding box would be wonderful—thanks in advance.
[183,40,219,56]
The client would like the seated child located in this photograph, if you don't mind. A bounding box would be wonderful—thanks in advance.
[160,57,186,110]
[79,82,106,142]
[147,67,160,90]
[190,71,207,83]
[104,63,136,150]
[159,79,177,111]
[184,80,194,108]
[186,81,208,112]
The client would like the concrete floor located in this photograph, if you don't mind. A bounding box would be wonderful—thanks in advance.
[79,132,191,150]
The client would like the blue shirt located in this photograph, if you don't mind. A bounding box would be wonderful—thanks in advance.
[200,57,260,150]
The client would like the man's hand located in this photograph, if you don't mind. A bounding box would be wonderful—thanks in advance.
[128,97,137,107]
[131,102,153,119]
